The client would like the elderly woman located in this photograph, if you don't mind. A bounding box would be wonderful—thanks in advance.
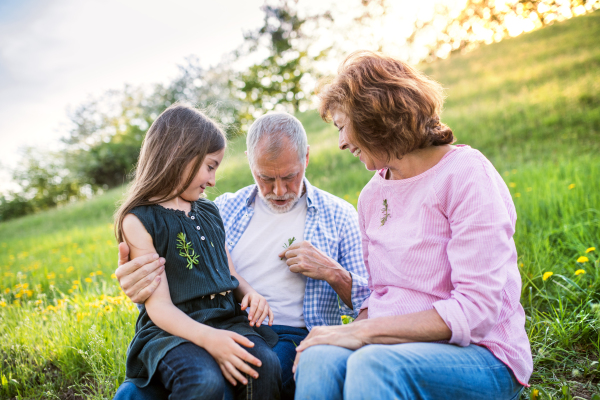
[292,51,532,400]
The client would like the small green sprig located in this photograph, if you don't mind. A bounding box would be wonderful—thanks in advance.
[280,237,296,260]
[176,232,199,269]
[380,199,391,226]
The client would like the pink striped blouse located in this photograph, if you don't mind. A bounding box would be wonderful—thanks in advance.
[358,145,533,385]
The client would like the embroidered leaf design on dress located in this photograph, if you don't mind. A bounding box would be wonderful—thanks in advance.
[380,199,391,226]
[176,232,199,269]
[280,237,296,260]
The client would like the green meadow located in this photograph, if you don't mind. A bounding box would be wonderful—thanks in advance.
[1,11,599,399]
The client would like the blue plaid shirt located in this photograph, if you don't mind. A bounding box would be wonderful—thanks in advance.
[214,178,370,330]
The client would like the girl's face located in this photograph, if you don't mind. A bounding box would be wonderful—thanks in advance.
[180,148,225,202]
[331,108,386,171]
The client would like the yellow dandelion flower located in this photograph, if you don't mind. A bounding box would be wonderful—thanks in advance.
[586,247,595,253]
[531,389,539,400]
[568,183,575,190]
[97,311,104,317]
[542,271,553,281]
[95,271,103,275]
[106,240,113,245]
[25,290,33,297]
[35,300,42,305]
[66,266,74,273]
[85,277,92,283]
[575,269,585,276]
[519,263,524,267]
[111,273,117,279]
[0,301,6,307]
[72,285,78,290]
[13,300,20,306]
[73,280,80,285]
[46,273,56,280]
[68,289,73,294]
[89,272,95,277]
[4,288,9,294]
[577,256,589,263]
[15,292,23,298]
[509,182,516,188]
[22,283,29,289]
[515,193,521,197]
[104,305,113,313]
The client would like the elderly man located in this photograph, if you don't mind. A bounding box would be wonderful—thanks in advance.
[113,112,370,400]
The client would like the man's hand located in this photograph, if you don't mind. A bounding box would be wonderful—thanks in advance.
[115,242,165,303]
[240,291,274,327]
[278,240,347,282]
[279,240,354,308]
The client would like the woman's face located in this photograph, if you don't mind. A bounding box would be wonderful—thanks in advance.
[180,148,225,202]
[331,108,385,171]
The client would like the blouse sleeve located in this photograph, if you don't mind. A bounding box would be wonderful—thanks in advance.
[357,193,372,311]
[432,153,517,346]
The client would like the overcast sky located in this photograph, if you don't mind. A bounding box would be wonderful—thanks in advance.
[0,0,266,191]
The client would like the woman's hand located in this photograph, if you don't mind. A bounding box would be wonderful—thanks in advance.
[292,322,367,374]
[240,291,274,327]
[198,328,263,386]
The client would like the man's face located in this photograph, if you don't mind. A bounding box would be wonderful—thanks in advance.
[250,137,309,213]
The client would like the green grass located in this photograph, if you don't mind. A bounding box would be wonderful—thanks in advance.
[1,11,600,399]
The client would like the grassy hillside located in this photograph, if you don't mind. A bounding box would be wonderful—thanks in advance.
[1,11,599,399]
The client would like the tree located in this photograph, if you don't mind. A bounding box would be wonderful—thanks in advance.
[234,0,332,123]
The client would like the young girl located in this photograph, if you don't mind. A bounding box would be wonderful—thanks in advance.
[114,103,281,400]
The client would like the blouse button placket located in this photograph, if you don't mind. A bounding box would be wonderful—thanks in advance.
[196,226,201,231]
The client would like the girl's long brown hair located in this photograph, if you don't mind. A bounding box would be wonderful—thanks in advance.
[114,103,226,243]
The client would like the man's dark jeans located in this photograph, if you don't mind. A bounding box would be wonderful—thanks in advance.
[113,325,308,400]
[114,336,280,400]
[270,325,309,400]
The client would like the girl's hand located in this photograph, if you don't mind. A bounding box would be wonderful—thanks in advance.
[240,291,274,327]
[199,328,262,386]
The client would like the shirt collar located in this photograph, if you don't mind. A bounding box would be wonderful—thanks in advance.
[244,177,317,210]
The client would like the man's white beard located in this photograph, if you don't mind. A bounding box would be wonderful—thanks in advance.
[257,181,304,214]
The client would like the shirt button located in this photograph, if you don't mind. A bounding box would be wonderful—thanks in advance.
[191,216,195,220]
[196,226,201,230]
[201,236,205,240]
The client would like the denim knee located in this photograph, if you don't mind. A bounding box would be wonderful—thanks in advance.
[347,345,391,381]
[159,360,227,400]
[259,347,282,380]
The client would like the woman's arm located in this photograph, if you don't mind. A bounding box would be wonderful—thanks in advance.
[292,309,451,373]
[226,246,274,327]
[122,215,263,386]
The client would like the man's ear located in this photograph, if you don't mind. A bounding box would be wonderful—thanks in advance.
[305,145,310,168]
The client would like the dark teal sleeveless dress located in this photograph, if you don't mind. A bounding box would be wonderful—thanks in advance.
[125,198,278,388]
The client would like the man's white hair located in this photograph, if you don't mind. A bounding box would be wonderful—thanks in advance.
[246,112,308,167]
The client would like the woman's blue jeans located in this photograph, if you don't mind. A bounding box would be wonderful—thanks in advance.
[295,343,524,400]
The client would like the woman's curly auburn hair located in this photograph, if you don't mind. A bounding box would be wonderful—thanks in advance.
[317,50,455,160]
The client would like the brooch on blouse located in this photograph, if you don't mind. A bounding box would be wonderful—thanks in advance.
[176,232,199,269]
[380,199,391,226]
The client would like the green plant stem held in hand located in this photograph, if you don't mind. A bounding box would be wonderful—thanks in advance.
[176,232,199,269]
[280,237,296,260]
